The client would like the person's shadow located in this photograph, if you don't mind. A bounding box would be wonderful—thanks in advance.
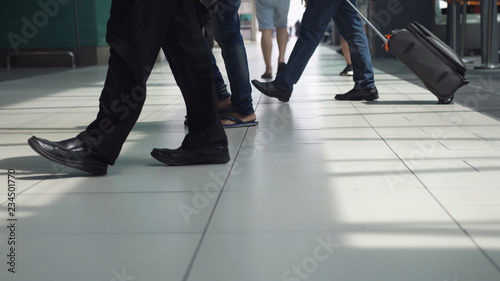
[0,155,90,180]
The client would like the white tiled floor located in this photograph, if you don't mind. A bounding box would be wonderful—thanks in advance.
[1,41,500,281]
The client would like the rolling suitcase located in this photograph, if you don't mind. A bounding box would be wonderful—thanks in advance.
[346,0,469,104]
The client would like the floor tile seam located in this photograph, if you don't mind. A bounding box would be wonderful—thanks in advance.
[11,231,205,237]
[461,160,481,172]
[247,128,325,133]
[319,63,345,91]
[203,227,483,235]
[220,186,427,193]
[350,100,500,271]
[351,103,493,176]
[472,133,490,141]
[428,103,500,127]
[137,97,185,123]
[0,105,96,113]
[1,103,93,134]
[251,90,264,112]
[0,166,66,207]
[395,152,500,271]
[460,233,500,273]
[440,203,500,208]
[0,68,77,84]
[453,104,500,124]
[180,130,248,281]
[14,190,216,195]
[401,177,500,270]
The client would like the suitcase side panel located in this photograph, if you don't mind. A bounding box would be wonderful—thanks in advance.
[388,30,465,100]
[407,22,466,76]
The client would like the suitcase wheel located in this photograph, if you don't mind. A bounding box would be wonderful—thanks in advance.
[437,95,454,104]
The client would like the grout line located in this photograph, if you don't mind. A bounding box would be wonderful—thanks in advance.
[181,128,249,281]
[0,166,66,207]
[463,160,480,172]
[353,105,500,274]
[473,133,488,141]
[438,141,451,150]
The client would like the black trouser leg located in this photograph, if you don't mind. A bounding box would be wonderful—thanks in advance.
[161,0,227,150]
[79,0,226,164]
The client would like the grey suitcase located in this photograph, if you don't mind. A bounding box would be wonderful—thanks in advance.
[347,1,468,104]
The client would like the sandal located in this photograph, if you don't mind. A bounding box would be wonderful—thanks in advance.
[220,114,258,128]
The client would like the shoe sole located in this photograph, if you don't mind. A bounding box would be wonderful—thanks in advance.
[251,80,290,102]
[150,151,230,166]
[28,138,107,176]
[223,121,259,129]
[335,94,379,101]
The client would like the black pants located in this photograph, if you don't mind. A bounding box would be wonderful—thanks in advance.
[78,0,227,165]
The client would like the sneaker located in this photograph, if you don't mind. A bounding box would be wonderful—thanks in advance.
[335,87,379,101]
[339,65,353,76]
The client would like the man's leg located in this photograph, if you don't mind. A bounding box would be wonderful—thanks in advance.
[332,0,377,100]
[160,0,228,151]
[28,0,180,175]
[212,0,255,119]
[77,0,178,164]
[333,0,374,90]
[272,0,339,93]
[195,1,231,106]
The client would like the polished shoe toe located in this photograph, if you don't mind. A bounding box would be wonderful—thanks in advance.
[151,145,230,166]
[335,87,379,101]
[251,80,291,102]
[28,136,108,175]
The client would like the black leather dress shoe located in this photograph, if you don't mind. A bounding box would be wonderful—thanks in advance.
[28,136,108,175]
[251,80,291,102]
[335,87,379,101]
[151,145,230,166]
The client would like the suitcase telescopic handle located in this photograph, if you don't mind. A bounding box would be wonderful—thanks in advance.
[345,0,388,44]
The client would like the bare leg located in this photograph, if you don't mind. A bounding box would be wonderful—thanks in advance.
[340,36,351,65]
[276,27,289,64]
[260,29,273,76]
